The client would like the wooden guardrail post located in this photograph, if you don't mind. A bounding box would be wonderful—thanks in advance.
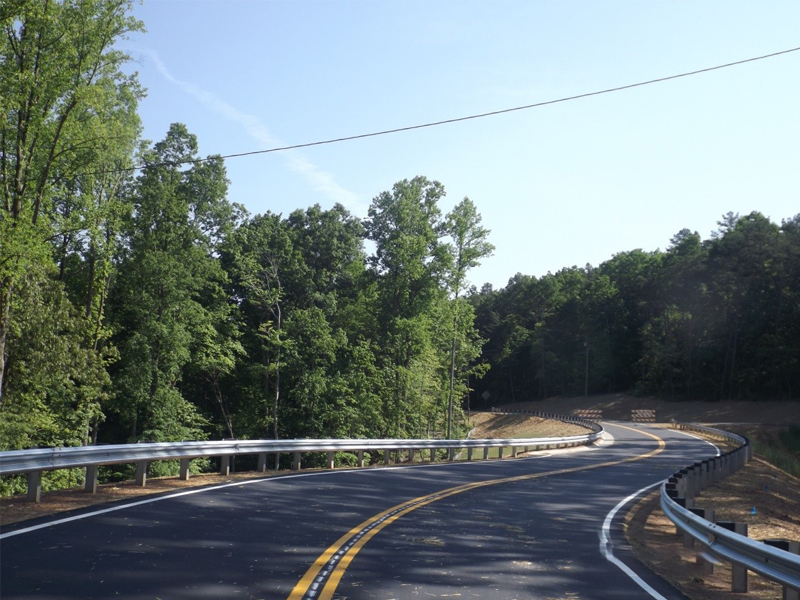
[448,448,455,462]
[257,453,268,473]
[762,539,800,600]
[219,456,231,476]
[357,450,364,468]
[135,461,147,487]
[179,458,190,480]
[483,446,489,460]
[685,507,715,548]
[716,521,749,592]
[467,447,473,461]
[326,451,335,469]
[85,465,99,493]
[384,450,391,465]
[27,471,42,502]
[292,452,301,471]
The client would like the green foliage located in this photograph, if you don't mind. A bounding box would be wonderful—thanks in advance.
[0,0,142,454]
[106,124,235,443]
[779,426,800,456]
[473,211,800,405]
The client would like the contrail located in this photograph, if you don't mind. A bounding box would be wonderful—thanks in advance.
[134,48,365,212]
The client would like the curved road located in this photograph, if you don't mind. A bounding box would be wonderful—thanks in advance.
[1,423,717,600]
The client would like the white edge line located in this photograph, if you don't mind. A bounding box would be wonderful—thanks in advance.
[599,429,721,599]
[1,439,606,541]
[672,429,722,457]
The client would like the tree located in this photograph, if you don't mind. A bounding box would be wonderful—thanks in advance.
[108,124,236,445]
[0,0,143,404]
[442,197,494,438]
[363,177,450,436]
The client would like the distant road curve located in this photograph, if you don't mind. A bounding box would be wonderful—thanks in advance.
[1,423,715,600]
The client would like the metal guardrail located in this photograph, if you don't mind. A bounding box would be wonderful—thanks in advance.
[1,411,602,502]
[662,422,800,595]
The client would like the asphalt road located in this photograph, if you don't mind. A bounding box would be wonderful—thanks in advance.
[0,423,717,600]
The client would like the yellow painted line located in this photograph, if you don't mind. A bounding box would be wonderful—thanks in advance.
[288,424,666,600]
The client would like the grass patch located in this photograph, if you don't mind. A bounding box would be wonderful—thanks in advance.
[753,426,800,478]
[779,425,800,455]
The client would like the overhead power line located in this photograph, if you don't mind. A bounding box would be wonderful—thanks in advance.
[131,45,800,173]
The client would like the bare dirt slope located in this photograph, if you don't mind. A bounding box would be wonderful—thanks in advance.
[504,393,800,426]
[469,412,587,439]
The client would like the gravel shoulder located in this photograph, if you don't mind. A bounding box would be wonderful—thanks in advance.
[625,441,800,600]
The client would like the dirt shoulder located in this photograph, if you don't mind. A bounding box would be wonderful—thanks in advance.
[625,453,800,600]
[505,393,800,426]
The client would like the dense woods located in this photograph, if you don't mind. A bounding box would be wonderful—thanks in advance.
[472,213,800,406]
[1,2,798,493]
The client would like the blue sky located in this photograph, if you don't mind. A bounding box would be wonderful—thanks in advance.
[123,1,800,289]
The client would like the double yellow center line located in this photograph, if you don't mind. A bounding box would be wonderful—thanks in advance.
[287,425,665,600]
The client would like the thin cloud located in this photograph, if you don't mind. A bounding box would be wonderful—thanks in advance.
[134,48,364,212]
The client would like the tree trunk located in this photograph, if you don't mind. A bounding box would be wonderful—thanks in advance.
[0,276,12,407]
[446,311,458,439]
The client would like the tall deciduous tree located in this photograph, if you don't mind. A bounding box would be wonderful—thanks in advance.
[442,197,494,438]
[0,0,142,456]
[108,124,236,444]
[363,176,451,436]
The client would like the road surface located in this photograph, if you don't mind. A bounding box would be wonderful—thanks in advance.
[0,422,716,599]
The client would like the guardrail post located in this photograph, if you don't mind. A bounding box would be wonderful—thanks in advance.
[179,459,190,481]
[762,540,800,600]
[408,449,415,463]
[220,456,230,476]
[292,452,301,471]
[685,508,715,547]
[483,446,489,460]
[326,451,335,469]
[679,469,695,501]
[448,448,455,462]
[511,446,517,457]
[467,447,473,461]
[716,521,748,592]
[357,450,364,468]
[257,453,268,473]
[27,471,42,502]
[700,461,709,489]
[708,457,719,484]
[85,465,98,493]
[498,446,505,459]
[384,450,391,466]
[430,448,437,462]
[135,461,147,487]
[690,465,701,496]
